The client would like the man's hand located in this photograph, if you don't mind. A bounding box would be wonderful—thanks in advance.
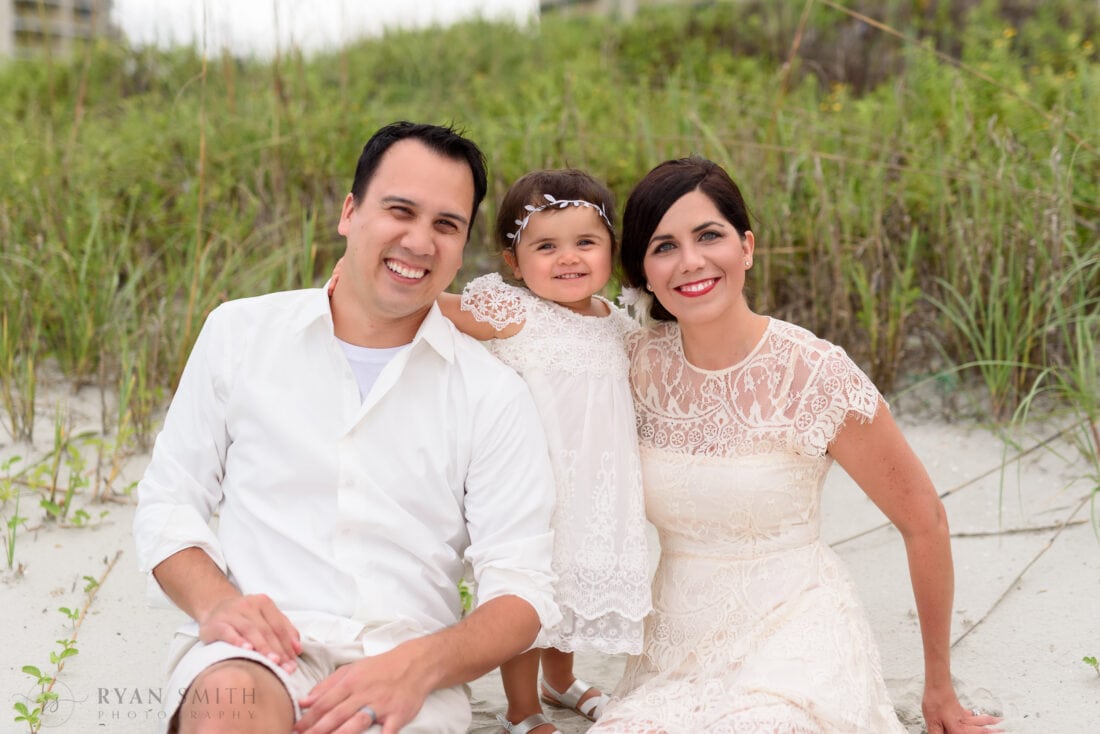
[295,644,435,734]
[153,548,303,673]
[199,593,303,674]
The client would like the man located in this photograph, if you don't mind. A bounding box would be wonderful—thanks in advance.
[133,122,559,734]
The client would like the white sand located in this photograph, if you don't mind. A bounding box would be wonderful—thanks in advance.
[2,383,1098,733]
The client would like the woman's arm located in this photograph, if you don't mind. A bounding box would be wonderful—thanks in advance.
[829,400,1002,734]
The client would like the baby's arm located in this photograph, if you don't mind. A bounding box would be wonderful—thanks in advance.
[327,259,520,341]
[438,293,511,340]
[440,279,525,341]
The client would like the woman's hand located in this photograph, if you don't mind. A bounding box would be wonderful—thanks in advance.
[922,684,1003,733]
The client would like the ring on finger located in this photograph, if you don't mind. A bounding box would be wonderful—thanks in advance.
[358,704,377,724]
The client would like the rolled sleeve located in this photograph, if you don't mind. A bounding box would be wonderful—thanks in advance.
[462,376,561,634]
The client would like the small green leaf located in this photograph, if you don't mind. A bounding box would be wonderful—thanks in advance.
[21,665,42,678]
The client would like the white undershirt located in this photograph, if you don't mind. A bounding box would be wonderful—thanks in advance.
[337,339,408,400]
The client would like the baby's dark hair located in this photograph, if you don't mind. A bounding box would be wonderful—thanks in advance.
[495,169,618,255]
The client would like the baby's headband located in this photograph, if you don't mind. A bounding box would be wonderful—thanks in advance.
[505,194,614,249]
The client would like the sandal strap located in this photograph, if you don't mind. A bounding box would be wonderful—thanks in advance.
[540,677,608,720]
[496,713,557,734]
[541,677,591,709]
[578,692,610,720]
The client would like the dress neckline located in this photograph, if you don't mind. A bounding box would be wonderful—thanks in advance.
[538,291,616,320]
[675,317,773,375]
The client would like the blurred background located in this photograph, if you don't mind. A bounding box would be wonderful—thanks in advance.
[0,0,1096,494]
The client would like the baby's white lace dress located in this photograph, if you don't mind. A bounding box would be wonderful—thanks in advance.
[461,274,651,654]
[590,318,907,733]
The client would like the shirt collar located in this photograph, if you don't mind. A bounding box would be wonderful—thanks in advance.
[294,286,456,364]
[410,302,456,364]
[290,286,337,334]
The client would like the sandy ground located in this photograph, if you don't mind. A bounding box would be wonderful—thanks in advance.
[2,384,1098,733]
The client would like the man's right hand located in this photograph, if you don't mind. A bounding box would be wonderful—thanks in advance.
[199,593,303,673]
[153,548,304,673]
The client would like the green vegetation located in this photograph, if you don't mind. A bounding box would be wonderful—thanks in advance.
[0,0,1095,451]
[13,556,117,733]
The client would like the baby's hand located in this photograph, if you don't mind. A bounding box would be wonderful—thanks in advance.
[327,257,345,296]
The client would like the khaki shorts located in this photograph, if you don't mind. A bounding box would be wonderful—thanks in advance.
[162,632,471,733]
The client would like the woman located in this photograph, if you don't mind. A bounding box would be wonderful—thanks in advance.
[590,157,1002,733]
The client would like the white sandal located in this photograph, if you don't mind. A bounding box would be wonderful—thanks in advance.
[539,677,610,722]
[496,713,560,734]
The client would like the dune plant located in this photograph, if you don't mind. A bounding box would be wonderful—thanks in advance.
[1085,655,1100,678]
[1013,238,1100,520]
[4,490,25,570]
[0,309,39,442]
[0,1,1095,446]
[11,555,117,733]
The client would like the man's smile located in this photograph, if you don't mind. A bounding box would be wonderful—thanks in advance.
[385,258,428,280]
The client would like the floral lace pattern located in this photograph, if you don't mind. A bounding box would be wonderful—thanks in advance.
[461,273,631,378]
[460,274,651,654]
[590,320,905,733]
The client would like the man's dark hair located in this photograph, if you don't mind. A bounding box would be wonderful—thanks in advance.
[350,121,488,238]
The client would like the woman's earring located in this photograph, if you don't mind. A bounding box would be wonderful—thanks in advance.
[744,259,751,267]
[645,283,654,292]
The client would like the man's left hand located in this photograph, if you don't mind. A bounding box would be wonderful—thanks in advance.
[294,645,434,734]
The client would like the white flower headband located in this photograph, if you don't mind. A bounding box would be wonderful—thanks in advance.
[505,194,614,249]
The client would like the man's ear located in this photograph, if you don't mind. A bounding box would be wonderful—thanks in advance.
[337,193,356,237]
[503,249,523,281]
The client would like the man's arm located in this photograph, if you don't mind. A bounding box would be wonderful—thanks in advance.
[154,547,303,673]
[298,358,558,734]
[133,304,303,670]
[295,595,538,734]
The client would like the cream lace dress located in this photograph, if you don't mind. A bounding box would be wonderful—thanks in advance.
[460,274,651,654]
[591,318,906,733]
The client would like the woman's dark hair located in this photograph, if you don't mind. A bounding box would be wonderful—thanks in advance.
[620,156,752,322]
[495,169,618,255]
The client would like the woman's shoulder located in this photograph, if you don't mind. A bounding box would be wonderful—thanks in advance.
[625,320,680,362]
[767,318,872,378]
[767,318,839,356]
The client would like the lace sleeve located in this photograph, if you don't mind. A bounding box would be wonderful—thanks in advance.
[460,273,529,331]
[794,346,882,456]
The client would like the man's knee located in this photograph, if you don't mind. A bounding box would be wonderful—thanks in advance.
[175,659,292,733]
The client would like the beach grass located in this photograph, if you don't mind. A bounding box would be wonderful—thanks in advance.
[0,4,1098,731]
[0,0,1096,497]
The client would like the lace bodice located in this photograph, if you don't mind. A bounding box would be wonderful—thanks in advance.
[629,319,880,458]
[461,273,633,377]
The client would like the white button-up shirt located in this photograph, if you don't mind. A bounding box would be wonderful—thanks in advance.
[133,288,559,652]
